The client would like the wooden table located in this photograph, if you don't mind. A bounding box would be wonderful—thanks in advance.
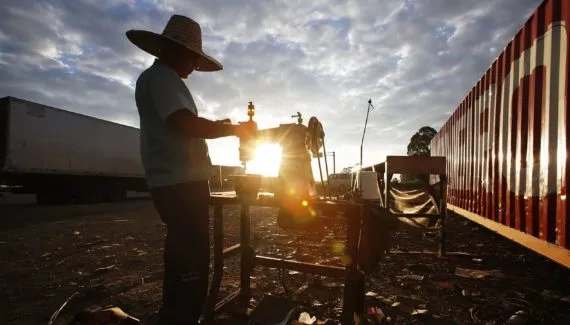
[203,192,366,325]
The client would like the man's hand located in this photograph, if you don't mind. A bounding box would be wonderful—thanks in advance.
[214,118,256,138]
[166,110,258,139]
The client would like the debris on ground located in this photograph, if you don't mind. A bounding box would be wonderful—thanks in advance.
[455,267,505,279]
[94,264,116,274]
[1,201,570,325]
[297,312,316,324]
[541,289,570,303]
[505,310,530,325]
[395,274,424,281]
[461,289,482,297]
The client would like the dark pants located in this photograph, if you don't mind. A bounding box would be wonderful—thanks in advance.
[150,181,211,325]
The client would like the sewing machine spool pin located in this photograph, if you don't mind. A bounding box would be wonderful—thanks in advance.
[247,101,255,121]
[291,111,303,124]
[238,102,258,165]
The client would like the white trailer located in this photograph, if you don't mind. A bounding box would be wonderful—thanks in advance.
[0,96,147,204]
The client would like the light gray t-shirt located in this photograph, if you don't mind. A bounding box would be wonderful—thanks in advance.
[135,59,211,189]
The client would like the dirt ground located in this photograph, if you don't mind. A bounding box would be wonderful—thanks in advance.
[1,193,570,325]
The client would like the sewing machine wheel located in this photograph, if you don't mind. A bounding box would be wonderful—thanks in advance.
[307,117,324,155]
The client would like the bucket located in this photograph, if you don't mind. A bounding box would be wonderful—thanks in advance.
[353,171,382,200]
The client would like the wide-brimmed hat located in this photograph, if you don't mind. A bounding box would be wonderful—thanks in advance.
[126,15,222,72]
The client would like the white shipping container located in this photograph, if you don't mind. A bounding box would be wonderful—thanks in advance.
[1,97,144,178]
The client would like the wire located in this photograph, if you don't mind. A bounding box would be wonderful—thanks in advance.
[469,296,534,323]
[49,292,79,325]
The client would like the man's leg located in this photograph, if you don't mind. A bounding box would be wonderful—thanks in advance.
[151,181,211,325]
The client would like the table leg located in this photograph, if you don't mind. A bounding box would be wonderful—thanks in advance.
[204,204,224,324]
[341,205,363,324]
[438,177,448,257]
[438,201,447,257]
[355,273,365,313]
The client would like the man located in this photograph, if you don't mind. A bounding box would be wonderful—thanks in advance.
[126,15,252,324]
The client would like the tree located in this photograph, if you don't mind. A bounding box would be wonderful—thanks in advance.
[407,126,437,157]
[402,126,437,184]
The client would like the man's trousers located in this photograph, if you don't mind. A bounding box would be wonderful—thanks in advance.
[150,181,211,325]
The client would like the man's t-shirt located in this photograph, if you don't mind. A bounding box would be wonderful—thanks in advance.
[135,59,212,189]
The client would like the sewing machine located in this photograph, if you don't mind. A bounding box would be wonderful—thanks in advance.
[233,102,327,229]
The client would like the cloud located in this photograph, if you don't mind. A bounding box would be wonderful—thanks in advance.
[0,0,543,171]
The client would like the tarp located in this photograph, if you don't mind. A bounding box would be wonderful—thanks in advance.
[384,183,441,229]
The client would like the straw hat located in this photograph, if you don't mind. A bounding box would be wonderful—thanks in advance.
[126,15,222,72]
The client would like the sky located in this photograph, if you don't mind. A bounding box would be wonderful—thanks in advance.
[0,0,543,175]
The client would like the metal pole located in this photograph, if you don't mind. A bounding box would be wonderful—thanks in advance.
[219,165,223,189]
[359,99,374,196]
[333,152,336,174]
[323,151,335,174]
[317,153,327,198]
[323,143,330,197]
[360,100,373,169]
[323,149,330,180]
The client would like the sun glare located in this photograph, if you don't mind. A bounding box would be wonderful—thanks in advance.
[245,144,282,177]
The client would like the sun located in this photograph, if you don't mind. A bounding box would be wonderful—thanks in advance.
[245,144,282,177]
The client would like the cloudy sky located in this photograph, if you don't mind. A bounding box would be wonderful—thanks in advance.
[0,0,542,174]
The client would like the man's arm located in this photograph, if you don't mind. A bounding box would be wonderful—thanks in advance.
[166,109,238,139]
[148,68,241,139]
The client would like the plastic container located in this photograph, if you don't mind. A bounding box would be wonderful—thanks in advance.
[353,171,382,200]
